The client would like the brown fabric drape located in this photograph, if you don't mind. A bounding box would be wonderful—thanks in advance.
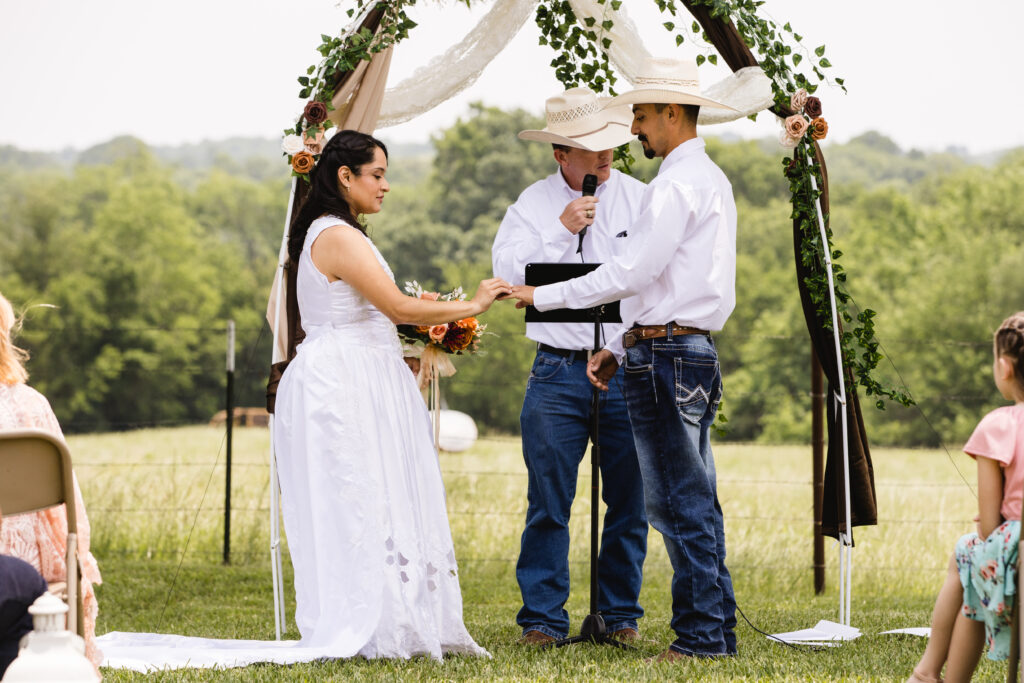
[682,1,877,539]
[266,7,388,413]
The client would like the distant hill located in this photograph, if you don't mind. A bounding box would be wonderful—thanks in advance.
[2,130,1020,189]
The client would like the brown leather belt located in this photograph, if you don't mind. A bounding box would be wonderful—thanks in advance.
[623,324,709,348]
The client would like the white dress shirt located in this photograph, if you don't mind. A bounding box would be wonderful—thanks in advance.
[493,167,647,351]
[533,138,737,363]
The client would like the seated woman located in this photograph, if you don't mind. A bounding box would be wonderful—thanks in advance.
[0,292,102,668]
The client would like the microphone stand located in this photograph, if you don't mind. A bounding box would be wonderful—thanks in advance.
[549,303,630,651]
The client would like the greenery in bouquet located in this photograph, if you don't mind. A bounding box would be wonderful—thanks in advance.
[396,281,486,355]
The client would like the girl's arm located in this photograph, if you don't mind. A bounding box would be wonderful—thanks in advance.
[977,455,1004,538]
[311,224,509,325]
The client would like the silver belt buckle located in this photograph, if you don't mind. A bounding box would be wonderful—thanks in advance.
[623,330,637,349]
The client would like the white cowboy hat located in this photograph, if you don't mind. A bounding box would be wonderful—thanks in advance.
[606,57,736,111]
[518,87,635,151]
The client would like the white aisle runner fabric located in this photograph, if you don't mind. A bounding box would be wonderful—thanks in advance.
[98,632,337,672]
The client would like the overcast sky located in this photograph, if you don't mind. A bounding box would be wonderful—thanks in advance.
[1,0,1021,155]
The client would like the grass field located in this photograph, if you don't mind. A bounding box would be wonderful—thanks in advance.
[62,425,1008,681]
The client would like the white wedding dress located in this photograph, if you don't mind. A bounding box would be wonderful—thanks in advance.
[98,216,486,671]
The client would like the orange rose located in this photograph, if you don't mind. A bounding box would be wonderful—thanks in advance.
[420,292,441,301]
[429,324,448,343]
[809,117,828,141]
[784,115,809,140]
[414,325,430,335]
[454,316,478,332]
[291,151,315,174]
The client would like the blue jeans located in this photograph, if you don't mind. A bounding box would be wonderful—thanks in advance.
[516,348,648,638]
[622,333,736,656]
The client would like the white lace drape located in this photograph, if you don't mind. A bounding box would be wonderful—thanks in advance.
[376,0,773,129]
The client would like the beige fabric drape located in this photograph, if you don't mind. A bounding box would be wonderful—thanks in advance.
[329,46,394,133]
[266,43,392,369]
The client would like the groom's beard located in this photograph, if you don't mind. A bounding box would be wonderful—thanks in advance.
[638,134,655,159]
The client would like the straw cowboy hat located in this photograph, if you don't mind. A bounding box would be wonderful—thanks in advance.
[606,57,737,111]
[518,87,635,151]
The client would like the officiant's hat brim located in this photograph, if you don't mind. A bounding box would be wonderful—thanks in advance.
[605,57,737,111]
[518,87,635,152]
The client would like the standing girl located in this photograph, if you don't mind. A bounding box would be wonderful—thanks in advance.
[909,312,1024,683]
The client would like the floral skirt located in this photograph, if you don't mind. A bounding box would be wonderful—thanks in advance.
[956,520,1020,661]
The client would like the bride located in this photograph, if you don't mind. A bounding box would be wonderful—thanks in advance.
[97,131,508,670]
[273,129,508,659]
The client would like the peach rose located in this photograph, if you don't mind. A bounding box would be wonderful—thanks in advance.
[790,88,808,112]
[804,96,822,118]
[809,117,828,141]
[303,100,328,125]
[419,292,441,301]
[304,129,325,155]
[784,115,809,140]
[429,324,448,343]
[291,151,315,174]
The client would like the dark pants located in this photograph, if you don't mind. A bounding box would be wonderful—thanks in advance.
[516,349,648,638]
[0,554,48,676]
[623,333,736,656]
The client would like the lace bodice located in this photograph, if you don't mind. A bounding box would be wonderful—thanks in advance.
[297,216,400,352]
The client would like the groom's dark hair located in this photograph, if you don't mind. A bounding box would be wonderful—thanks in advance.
[287,130,388,264]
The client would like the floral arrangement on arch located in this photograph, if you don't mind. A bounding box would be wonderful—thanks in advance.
[396,282,485,356]
[281,100,335,180]
[779,89,828,148]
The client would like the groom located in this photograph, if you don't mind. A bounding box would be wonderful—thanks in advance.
[511,57,739,660]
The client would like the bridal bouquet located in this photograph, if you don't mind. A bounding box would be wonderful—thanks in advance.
[397,281,486,391]
[396,281,486,356]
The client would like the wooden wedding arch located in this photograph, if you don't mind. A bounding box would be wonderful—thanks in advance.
[265,0,890,640]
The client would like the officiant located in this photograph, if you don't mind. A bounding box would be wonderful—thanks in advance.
[491,87,648,646]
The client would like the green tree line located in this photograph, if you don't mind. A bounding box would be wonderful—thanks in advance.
[1,106,1020,445]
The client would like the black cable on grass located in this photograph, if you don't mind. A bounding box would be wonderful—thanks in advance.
[735,603,824,652]
[157,322,269,628]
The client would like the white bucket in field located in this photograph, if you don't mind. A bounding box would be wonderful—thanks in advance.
[430,410,478,452]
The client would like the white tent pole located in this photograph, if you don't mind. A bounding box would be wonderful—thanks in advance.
[805,145,852,626]
[268,177,297,640]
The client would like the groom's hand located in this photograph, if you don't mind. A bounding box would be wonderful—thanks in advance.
[510,285,535,309]
[587,349,618,392]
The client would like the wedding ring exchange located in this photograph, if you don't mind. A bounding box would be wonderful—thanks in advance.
[87,0,920,673]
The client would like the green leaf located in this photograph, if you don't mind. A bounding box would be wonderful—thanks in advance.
[696,54,705,66]
[792,53,802,66]
[814,44,825,57]
[819,57,832,68]
[675,34,684,46]
[708,54,717,65]
[663,21,675,31]
[583,16,596,27]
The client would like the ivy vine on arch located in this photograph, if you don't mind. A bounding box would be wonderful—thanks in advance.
[282,0,913,411]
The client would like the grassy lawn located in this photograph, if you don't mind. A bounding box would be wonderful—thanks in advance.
[63,426,1006,681]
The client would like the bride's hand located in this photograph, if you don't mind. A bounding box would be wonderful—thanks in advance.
[471,278,512,313]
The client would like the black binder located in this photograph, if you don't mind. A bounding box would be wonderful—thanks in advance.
[523,262,621,324]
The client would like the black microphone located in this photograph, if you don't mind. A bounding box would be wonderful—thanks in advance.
[577,173,598,255]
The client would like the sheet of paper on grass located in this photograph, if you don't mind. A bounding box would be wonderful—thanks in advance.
[769,619,861,646]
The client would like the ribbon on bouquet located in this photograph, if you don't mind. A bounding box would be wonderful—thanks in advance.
[416,344,457,449]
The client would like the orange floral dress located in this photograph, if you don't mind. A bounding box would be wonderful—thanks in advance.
[0,382,102,667]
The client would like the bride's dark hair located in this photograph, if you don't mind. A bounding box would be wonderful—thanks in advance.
[287,129,388,264]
